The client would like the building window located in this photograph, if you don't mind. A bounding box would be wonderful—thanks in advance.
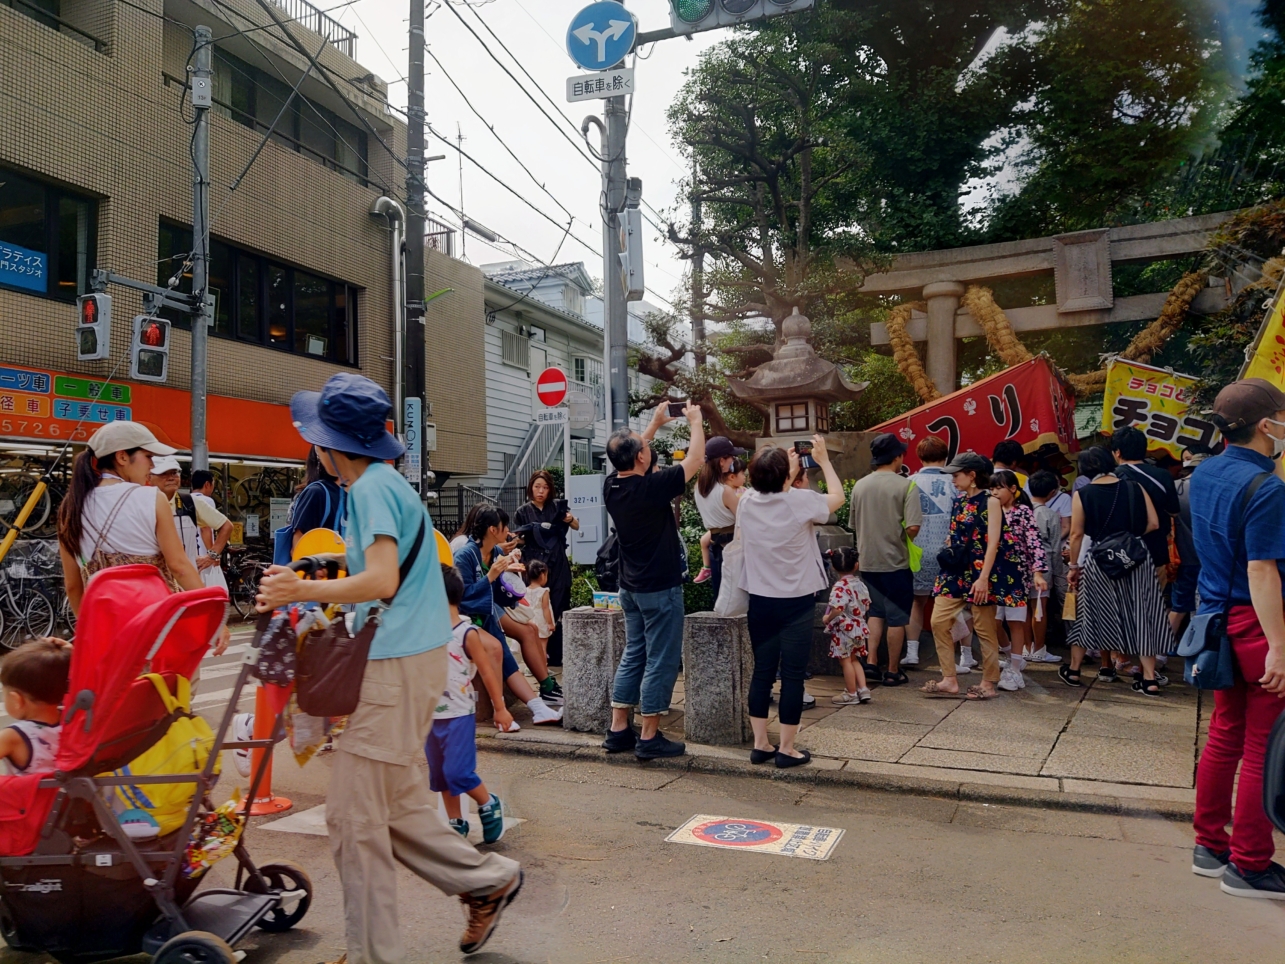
[206,48,369,186]
[0,165,95,302]
[157,220,358,365]
[572,438,591,469]
[573,356,603,386]
[4,0,58,30]
[815,404,829,433]
[501,329,529,370]
[562,285,584,316]
[775,402,809,433]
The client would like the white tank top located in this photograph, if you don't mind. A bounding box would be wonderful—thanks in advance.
[3,720,61,773]
[78,483,160,561]
[695,481,737,529]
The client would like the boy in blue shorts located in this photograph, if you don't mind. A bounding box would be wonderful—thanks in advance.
[428,565,506,843]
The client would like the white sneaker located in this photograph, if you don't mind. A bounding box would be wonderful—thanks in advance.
[998,667,1022,692]
[527,697,563,726]
[802,690,816,708]
[1026,647,1062,664]
[955,661,974,674]
[857,687,872,703]
[958,650,977,669]
[232,712,253,778]
[901,640,920,667]
[832,690,862,706]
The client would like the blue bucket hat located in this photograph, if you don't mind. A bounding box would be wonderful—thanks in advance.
[290,373,406,461]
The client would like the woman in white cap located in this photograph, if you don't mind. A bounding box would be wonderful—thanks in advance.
[56,421,203,615]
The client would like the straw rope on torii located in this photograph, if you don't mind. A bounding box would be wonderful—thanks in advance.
[889,273,1214,402]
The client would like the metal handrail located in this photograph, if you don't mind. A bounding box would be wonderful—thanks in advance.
[8,0,106,51]
[268,0,357,57]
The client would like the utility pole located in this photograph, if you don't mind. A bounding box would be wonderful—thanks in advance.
[604,93,629,430]
[457,123,465,259]
[189,25,213,472]
[690,160,705,366]
[405,0,427,495]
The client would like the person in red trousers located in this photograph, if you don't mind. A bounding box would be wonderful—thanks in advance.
[1190,378,1285,899]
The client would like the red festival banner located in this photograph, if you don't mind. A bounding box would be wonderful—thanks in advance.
[870,357,1079,473]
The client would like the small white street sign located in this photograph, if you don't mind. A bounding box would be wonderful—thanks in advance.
[566,68,634,102]
[535,407,569,425]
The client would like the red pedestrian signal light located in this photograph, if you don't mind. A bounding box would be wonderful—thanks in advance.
[129,315,170,383]
[140,320,167,347]
[75,293,111,361]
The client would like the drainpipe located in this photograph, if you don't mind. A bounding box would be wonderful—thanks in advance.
[370,196,406,431]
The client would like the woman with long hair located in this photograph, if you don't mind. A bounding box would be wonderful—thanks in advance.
[57,423,202,615]
[693,437,748,600]
[513,469,579,667]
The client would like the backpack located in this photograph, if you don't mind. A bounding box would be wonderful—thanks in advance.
[595,531,620,592]
[175,493,198,524]
[274,481,346,566]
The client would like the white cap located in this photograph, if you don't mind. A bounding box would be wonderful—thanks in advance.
[86,421,177,458]
[150,455,182,475]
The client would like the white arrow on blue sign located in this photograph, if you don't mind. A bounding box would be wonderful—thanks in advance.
[566,1,637,71]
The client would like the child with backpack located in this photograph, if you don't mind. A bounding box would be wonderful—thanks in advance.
[427,565,508,843]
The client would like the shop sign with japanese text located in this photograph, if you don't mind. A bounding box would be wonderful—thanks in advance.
[1101,358,1218,457]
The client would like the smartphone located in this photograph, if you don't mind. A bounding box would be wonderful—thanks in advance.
[794,440,818,469]
[554,497,569,517]
[667,400,686,417]
[793,440,813,457]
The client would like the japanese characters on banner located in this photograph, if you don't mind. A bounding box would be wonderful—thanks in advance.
[1242,289,1285,388]
[870,357,1079,473]
[1100,358,1218,458]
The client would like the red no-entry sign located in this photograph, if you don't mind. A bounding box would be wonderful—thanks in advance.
[536,366,568,407]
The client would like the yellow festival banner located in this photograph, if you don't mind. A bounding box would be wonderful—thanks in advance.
[1101,358,1218,458]
[1242,291,1285,387]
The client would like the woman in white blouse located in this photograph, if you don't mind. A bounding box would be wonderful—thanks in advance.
[57,421,202,615]
[737,436,846,768]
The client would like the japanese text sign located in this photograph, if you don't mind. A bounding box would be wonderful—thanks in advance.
[1101,358,1217,457]
[566,68,635,102]
[0,241,46,294]
[1243,292,1285,388]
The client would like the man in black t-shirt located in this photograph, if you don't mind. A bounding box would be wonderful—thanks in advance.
[602,401,706,761]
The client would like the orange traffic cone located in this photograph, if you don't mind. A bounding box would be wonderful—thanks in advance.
[239,684,293,816]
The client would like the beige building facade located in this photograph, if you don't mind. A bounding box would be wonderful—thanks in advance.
[0,0,485,475]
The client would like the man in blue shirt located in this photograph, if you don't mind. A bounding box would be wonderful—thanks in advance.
[257,373,522,958]
[1188,378,1285,900]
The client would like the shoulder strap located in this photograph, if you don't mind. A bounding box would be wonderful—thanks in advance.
[81,485,137,565]
[177,493,197,523]
[381,515,427,605]
[1219,471,1272,613]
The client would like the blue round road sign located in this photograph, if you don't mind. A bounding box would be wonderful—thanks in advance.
[566,1,637,71]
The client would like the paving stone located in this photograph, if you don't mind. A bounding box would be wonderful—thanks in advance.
[801,717,931,763]
[1041,734,1195,788]
[917,729,1054,759]
[1060,779,1196,804]
[899,746,1048,776]
[1065,700,1197,745]
[844,759,1060,792]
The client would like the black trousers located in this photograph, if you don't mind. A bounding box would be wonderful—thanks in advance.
[545,565,572,667]
[708,530,735,602]
[747,593,816,727]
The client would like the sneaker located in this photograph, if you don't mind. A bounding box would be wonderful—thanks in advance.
[635,734,686,760]
[1026,647,1062,664]
[602,725,637,753]
[998,667,1022,692]
[527,697,563,726]
[232,712,253,778]
[1097,667,1118,683]
[856,687,872,703]
[955,661,974,675]
[539,676,565,707]
[959,650,978,669]
[1192,845,1231,878]
[478,793,505,844]
[802,690,816,708]
[449,818,470,838]
[832,690,862,706]
[459,870,524,954]
[901,640,920,667]
[1221,861,1285,900]
[693,567,712,584]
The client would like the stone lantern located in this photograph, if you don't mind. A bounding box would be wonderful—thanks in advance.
[725,306,867,447]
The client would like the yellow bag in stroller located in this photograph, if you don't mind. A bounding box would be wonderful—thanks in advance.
[108,674,220,835]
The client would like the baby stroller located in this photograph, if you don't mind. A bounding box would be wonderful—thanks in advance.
[0,565,313,963]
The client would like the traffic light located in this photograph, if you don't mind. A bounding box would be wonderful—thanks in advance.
[669,0,814,36]
[617,207,644,302]
[76,293,111,361]
[129,315,170,383]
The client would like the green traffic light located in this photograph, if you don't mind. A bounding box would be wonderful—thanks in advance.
[672,0,714,24]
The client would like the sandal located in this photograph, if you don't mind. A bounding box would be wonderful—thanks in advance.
[1058,664,1083,688]
[1132,678,1163,698]
[966,685,999,701]
[882,671,909,687]
[921,679,964,699]
[1097,667,1118,683]
[750,745,779,765]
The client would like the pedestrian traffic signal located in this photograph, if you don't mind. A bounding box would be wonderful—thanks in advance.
[129,315,170,383]
[76,293,111,361]
[668,0,814,36]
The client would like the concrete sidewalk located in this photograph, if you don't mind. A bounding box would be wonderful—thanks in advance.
[483,660,1206,820]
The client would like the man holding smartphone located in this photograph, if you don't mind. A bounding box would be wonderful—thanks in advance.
[602,401,706,760]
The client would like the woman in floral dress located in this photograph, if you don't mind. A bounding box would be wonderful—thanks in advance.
[989,469,1048,690]
[923,453,1005,700]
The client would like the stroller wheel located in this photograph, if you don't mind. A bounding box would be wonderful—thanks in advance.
[153,930,236,964]
[246,860,313,932]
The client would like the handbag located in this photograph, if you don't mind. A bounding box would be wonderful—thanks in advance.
[1088,482,1149,580]
[292,516,426,717]
[904,530,923,573]
[713,528,749,618]
[936,541,968,573]
[1180,471,1270,691]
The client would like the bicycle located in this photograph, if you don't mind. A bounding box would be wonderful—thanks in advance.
[0,459,67,540]
[0,558,57,650]
[231,469,296,516]
[225,545,271,619]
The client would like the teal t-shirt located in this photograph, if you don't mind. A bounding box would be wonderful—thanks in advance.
[345,462,450,659]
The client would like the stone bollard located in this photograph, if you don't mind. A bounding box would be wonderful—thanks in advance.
[682,612,754,745]
[562,606,627,734]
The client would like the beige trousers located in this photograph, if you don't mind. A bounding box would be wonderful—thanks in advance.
[326,646,519,964]
[930,596,1002,684]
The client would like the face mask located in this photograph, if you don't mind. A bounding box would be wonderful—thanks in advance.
[1265,418,1285,458]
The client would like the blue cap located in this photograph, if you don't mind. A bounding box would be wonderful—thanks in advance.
[290,373,405,461]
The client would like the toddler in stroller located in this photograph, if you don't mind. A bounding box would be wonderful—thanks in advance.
[0,639,71,775]
[0,565,313,963]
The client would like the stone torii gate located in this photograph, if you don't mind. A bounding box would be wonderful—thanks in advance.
[864,211,1238,392]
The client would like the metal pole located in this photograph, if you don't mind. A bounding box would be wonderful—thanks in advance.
[190,25,212,472]
[405,0,427,494]
[604,94,629,431]
[690,162,705,366]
